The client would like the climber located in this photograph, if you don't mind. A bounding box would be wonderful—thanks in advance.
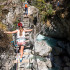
[4,22,33,62]
[24,1,28,17]
[56,0,60,9]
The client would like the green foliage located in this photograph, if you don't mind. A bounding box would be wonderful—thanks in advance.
[0,5,4,14]
[0,22,7,30]
[13,19,19,30]
[33,0,54,22]
[0,0,7,2]
[46,3,53,15]
[37,0,45,3]
[22,0,25,2]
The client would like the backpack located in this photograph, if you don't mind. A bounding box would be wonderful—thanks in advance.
[25,4,28,8]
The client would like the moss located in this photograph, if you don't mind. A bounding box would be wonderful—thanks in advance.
[0,22,7,30]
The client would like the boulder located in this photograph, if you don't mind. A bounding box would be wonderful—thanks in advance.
[46,60,52,68]
[34,40,52,56]
[37,61,48,70]
[28,6,39,16]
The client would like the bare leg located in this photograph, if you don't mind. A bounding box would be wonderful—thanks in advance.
[20,46,24,58]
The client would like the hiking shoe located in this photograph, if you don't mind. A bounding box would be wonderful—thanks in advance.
[20,58,23,62]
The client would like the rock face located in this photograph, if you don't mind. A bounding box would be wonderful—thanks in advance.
[1,0,23,30]
[28,6,39,16]
[42,0,70,41]
[0,0,70,70]
[0,30,11,52]
[0,0,22,69]
[30,0,70,69]
[0,47,15,70]
[37,61,49,70]
[50,40,70,70]
[12,0,21,4]
[35,40,52,56]
[28,7,52,70]
[0,27,15,70]
[31,38,52,69]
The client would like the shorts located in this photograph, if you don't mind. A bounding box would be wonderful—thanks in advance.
[25,7,28,14]
[16,38,26,46]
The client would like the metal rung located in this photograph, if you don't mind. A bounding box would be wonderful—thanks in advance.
[24,28,30,29]
[24,20,29,21]
[24,25,29,27]
[25,36,29,38]
[20,68,31,70]
[24,22,29,24]
[14,59,29,63]
[25,35,29,37]
[23,20,29,21]
[25,33,29,34]
[25,36,29,39]
[25,35,29,36]
[25,34,29,36]
[25,40,30,42]
[24,27,29,28]
[14,47,19,49]
[23,16,29,18]
[24,23,29,25]
[26,46,30,47]
[23,52,29,55]
[25,33,29,35]
[26,38,29,40]
[24,69,31,70]
[23,20,29,22]
[24,26,29,28]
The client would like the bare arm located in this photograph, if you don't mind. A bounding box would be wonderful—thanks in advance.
[4,30,18,34]
[24,29,33,32]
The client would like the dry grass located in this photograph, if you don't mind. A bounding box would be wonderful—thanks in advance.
[0,22,7,30]
[46,19,51,27]
[0,22,12,53]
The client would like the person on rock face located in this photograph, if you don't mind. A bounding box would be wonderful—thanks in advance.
[56,0,60,9]
[4,22,33,62]
[24,1,28,17]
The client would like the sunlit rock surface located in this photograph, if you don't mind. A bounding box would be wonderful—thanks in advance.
[35,40,52,56]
